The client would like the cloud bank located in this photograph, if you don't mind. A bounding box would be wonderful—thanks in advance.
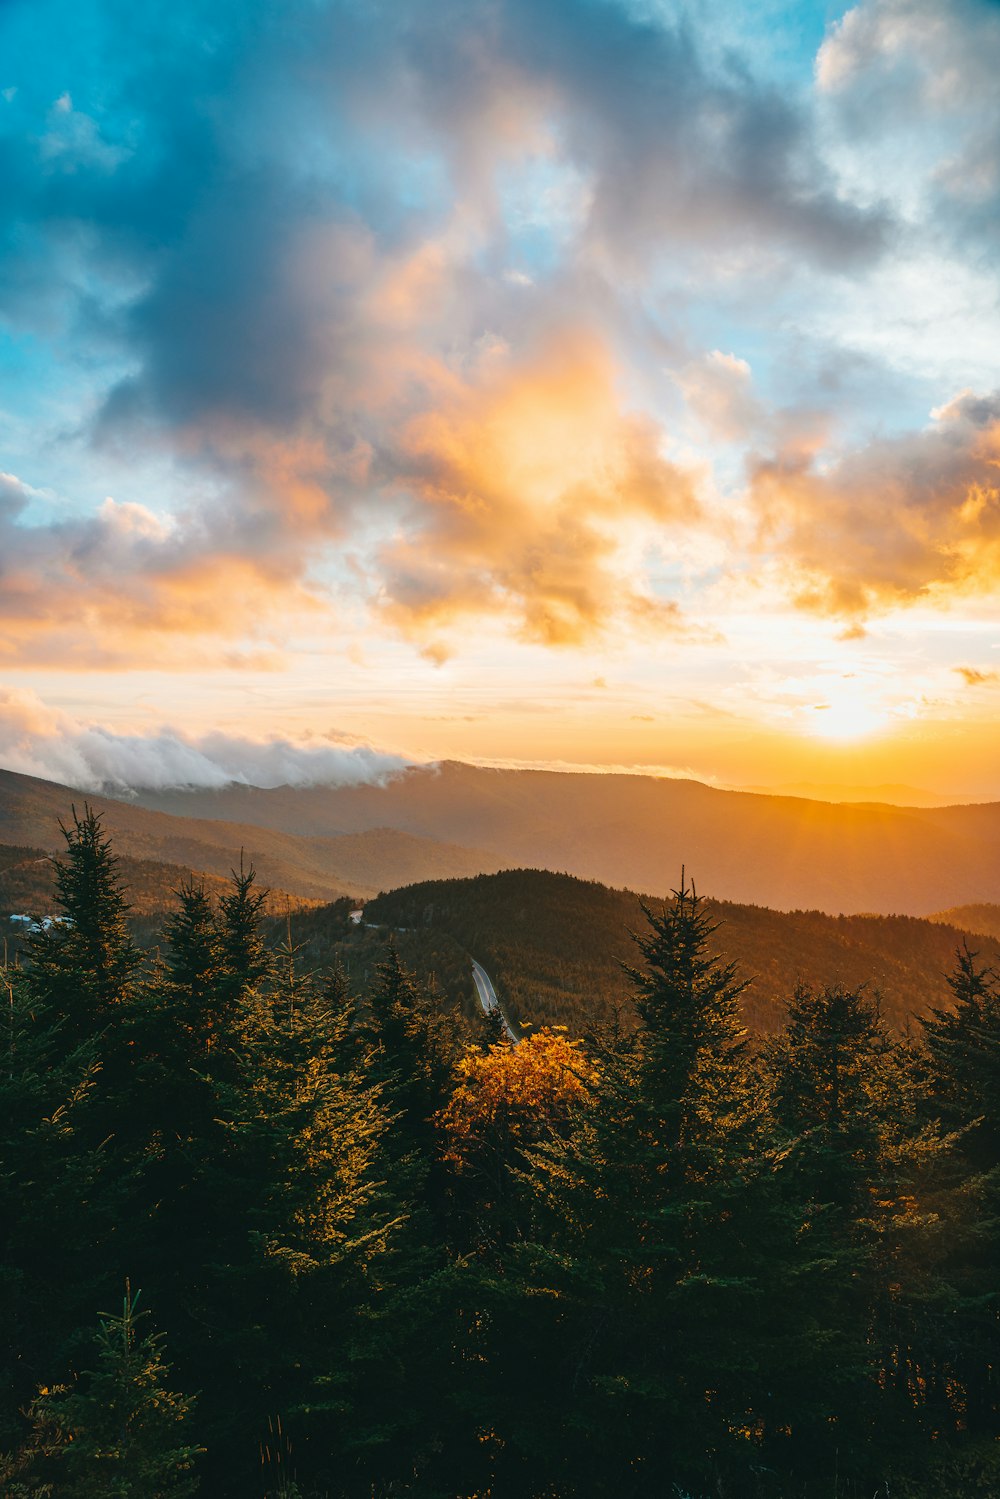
[0,0,997,692]
[0,690,411,792]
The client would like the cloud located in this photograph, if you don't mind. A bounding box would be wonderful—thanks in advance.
[378,329,702,647]
[955,666,1000,687]
[406,0,889,271]
[676,351,765,443]
[0,0,896,672]
[0,472,327,667]
[0,688,411,791]
[818,0,1000,247]
[751,388,1000,621]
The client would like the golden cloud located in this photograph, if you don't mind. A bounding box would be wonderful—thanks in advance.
[378,330,702,648]
[751,390,1000,621]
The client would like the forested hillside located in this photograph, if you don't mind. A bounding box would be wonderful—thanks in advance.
[932,902,1000,941]
[3,811,999,1497]
[368,869,1000,1034]
[0,768,505,903]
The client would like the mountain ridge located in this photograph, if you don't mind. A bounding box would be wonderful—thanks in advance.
[119,761,1000,916]
[7,760,1000,915]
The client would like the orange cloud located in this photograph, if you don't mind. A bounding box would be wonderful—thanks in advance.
[0,475,328,669]
[378,330,702,648]
[751,390,1000,621]
[955,666,1000,687]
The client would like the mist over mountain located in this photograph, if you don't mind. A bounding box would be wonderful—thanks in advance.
[0,767,506,901]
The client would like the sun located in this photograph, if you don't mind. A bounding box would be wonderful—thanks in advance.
[804,680,890,742]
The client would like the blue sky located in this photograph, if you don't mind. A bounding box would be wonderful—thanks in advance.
[2,0,1000,796]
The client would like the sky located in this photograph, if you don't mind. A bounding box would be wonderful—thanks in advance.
[2,0,1000,799]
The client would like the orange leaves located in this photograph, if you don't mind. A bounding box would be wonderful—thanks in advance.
[438,1028,596,1171]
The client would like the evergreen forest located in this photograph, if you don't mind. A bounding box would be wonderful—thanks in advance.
[2,809,999,1497]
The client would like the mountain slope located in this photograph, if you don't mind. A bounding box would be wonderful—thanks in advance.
[367,868,998,1034]
[0,840,319,928]
[0,768,505,901]
[126,762,1000,915]
[930,903,1000,942]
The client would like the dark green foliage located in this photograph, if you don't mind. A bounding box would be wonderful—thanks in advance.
[491,879,782,1496]
[13,1287,201,1498]
[2,822,999,1498]
[920,946,1000,1443]
[216,855,271,1000]
[0,963,108,1449]
[923,943,1000,1168]
[24,806,140,1045]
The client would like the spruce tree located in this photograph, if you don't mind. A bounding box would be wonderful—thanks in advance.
[4,811,142,1441]
[502,877,778,1497]
[923,943,1000,1170]
[920,946,1000,1445]
[16,1287,202,1497]
[767,983,949,1486]
[217,857,270,1005]
[0,962,107,1449]
[25,805,139,1046]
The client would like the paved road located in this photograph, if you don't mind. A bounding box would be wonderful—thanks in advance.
[471,958,520,1044]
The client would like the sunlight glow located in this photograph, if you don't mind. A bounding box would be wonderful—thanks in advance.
[804,680,891,742]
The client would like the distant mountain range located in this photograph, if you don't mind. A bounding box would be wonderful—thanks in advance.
[0,767,506,902]
[8,760,1000,1036]
[735,781,960,808]
[5,760,1000,916]
[123,761,1000,916]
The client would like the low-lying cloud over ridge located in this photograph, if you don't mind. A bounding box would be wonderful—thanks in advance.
[0,690,412,793]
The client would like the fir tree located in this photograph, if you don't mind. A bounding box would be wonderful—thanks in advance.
[923,942,1000,1170]
[16,1286,202,1498]
[24,805,139,1046]
[361,940,455,1155]
[501,876,778,1497]
[0,962,108,1449]
[767,983,949,1486]
[920,946,1000,1443]
[217,857,271,1003]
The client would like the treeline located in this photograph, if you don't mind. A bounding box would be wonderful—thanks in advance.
[1,811,999,1497]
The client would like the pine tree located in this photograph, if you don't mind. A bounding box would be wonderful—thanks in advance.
[229,956,397,1493]
[0,961,108,1450]
[923,942,1000,1170]
[16,1286,202,1498]
[498,876,779,1497]
[24,805,139,1046]
[217,857,270,1003]
[3,811,142,1444]
[327,942,472,1497]
[920,946,1000,1445]
[161,879,226,1061]
[361,940,455,1158]
[766,983,949,1486]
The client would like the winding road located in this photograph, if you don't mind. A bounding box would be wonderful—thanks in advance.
[471,958,520,1044]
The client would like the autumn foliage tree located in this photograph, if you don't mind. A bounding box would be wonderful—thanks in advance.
[439,1027,597,1249]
